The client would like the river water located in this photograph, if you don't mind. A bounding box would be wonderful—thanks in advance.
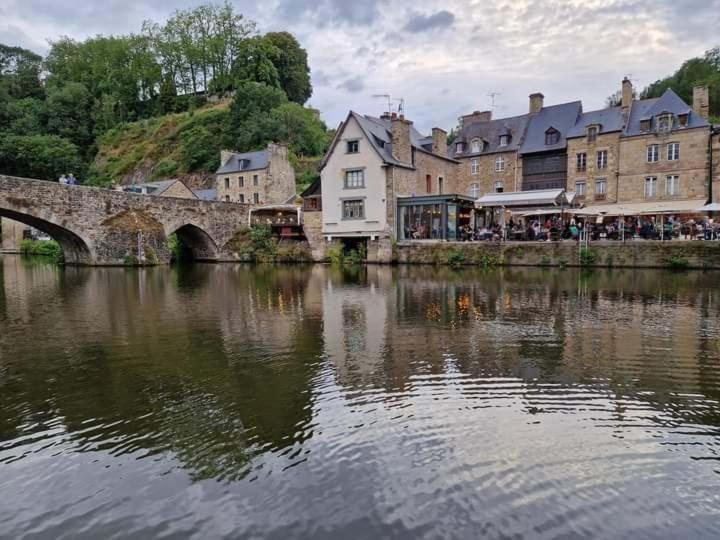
[1,256,720,539]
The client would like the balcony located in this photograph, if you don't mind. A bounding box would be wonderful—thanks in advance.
[249,207,300,227]
[594,193,607,201]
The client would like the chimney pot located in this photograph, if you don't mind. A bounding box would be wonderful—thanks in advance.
[693,86,710,120]
[432,127,448,157]
[621,78,633,111]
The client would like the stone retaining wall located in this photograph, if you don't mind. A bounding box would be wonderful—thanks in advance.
[396,240,720,269]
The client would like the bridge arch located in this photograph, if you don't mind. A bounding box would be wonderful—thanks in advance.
[0,208,93,265]
[170,223,219,261]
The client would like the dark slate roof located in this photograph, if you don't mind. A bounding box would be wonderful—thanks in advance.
[193,188,217,201]
[350,111,431,166]
[624,89,708,136]
[126,179,184,196]
[520,101,582,154]
[300,177,321,198]
[216,149,270,174]
[567,106,625,138]
[451,114,530,157]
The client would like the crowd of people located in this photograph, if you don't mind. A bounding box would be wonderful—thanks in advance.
[454,214,720,242]
[58,173,79,185]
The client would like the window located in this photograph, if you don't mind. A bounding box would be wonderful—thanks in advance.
[587,126,598,142]
[678,113,689,127]
[596,150,608,170]
[224,178,230,189]
[239,176,244,187]
[640,119,651,132]
[347,140,359,153]
[545,129,560,145]
[342,199,364,220]
[471,139,482,153]
[575,181,586,197]
[499,135,509,147]
[647,144,659,163]
[667,142,680,161]
[224,195,230,202]
[253,174,259,186]
[666,175,680,196]
[576,152,587,172]
[644,176,657,198]
[495,156,505,172]
[438,177,444,194]
[657,114,672,132]
[411,147,416,166]
[469,183,480,199]
[471,159,479,175]
[253,193,259,204]
[595,178,607,195]
[426,174,432,194]
[344,169,365,189]
[494,181,504,193]
[455,142,464,154]
[239,194,244,203]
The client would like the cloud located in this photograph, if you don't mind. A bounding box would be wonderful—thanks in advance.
[276,0,382,26]
[403,10,455,33]
[337,76,365,93]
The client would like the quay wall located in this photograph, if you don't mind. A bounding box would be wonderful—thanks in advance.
[394,241,720,270]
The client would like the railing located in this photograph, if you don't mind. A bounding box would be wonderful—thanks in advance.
[250,213,299,227]
[594,193,607,201]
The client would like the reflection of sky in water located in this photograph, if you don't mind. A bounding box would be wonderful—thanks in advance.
[1,259,720,539]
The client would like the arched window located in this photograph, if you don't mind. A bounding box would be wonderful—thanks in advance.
[469,183,480,199]
[455,142,465,154]
[471,139,482,153]
[545,128,560,146]
[495,156,505,172]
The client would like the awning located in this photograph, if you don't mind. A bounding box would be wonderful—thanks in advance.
[476,189,566,208]
[699,203,720,212]
[579,198,706,216]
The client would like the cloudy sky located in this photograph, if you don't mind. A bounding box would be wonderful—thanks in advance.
[1,0,719,133]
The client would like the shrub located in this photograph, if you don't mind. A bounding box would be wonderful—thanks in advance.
[539,255,551,266]
[579,248,598,266]
[276,243,311,263]
[667,255,690,270]
[152,158,179,179]
[345,248,364,266]
[447,248,466,267]
[327,243,344,265]
[20,239,64,264]
[557,257,569,268]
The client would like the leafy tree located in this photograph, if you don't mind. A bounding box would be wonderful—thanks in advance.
[4,98,45,135]
[45,82,94,150]
[0,43,43,99]
[0,134,82,180]
[232,36,281,89]
[263,103,329,156]
[264,32,312,104]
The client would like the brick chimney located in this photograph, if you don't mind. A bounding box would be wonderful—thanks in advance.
[220,150,234,166]
[391,114,413,164]
[459,110,492,128]
[622,77,633,111]
[431,127,447,156]
[529,93,544,114]
[693,86,710,120]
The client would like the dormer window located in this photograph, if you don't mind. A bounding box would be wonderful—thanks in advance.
[499,134,510,147]
[657,114,673,133]
[455,142,464,154]
[545,128,560,146]
[587,125,598,143]
[640,119,651,132]
[470,139,483,153]
[678,113,689,127]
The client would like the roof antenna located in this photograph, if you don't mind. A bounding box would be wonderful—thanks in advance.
[372,94,392,115]
[488,92,501,113]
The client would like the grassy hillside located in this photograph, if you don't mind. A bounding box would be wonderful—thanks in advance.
[90,101,232,188]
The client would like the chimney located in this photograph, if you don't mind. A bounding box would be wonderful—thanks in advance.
[431,127,447,156]
[621,77,633,111]
[529,93,544,114]
[693,86,710,120]
[220,150,234,166]
[459,110,492,128]
[391,114,413,164]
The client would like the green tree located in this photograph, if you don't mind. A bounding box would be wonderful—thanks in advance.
[0,43,43,99]
[232,36,281,89]
[45,82,94,150]
[0,134,82,180]
[263,32,312,104]
[263,103,329,156]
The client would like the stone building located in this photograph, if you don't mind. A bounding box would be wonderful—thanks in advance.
[121,179,199,199]
[215,143,296,205]
[319,111,460,259]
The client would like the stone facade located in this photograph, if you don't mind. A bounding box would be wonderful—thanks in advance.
[160,181,197,199]
[1,217,25,252]
[216,143,295,205]
[566,132,621,204]
[617,127,709,203]
[0,175,250,265]
[455,151,521,198]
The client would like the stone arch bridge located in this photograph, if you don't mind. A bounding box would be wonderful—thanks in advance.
[0,175,251,265]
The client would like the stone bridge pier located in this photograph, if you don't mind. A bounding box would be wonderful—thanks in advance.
[0,175,250,265]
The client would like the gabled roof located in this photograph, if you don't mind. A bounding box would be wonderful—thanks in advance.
[567,106,625,138]
[193,188,217,201]
[300,177,321,198]
[520,101,582,154]
[125,179,197,198]
[451,113,530,157]
[216,149,270,174]
[624,89,708,136]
